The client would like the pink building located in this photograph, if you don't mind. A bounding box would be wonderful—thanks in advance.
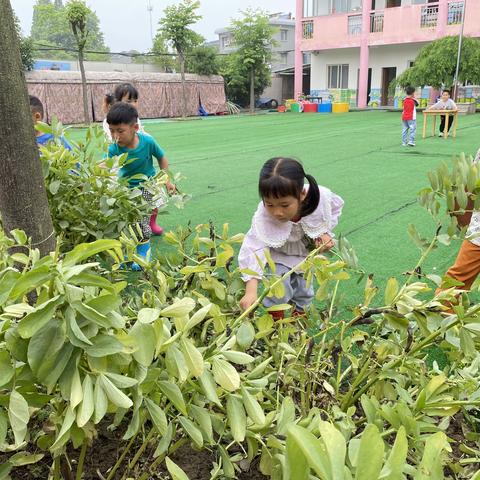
[295,0,480,107]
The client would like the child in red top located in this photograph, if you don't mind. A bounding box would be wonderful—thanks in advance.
[401,86,418,147]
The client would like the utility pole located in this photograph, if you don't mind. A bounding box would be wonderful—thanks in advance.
[147,0,154,44]
[452,0,467,100]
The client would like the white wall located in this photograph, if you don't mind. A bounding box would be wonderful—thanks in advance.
[310,42,425,92]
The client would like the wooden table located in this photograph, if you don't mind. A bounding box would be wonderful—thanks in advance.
[422,109,458,139]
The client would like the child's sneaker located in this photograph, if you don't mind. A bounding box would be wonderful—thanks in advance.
[402,143,407,147]
[408,142,415,147]
[439,132,444,137]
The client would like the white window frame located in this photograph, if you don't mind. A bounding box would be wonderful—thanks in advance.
[280,29,288,41]
[327,64,349,89]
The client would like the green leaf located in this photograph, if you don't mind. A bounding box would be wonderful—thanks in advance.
[9,265,51,300]
[198,369,222,406]
[379,426,408,480]
[68,272,117,292]
[236,321,255,349]
[138,307,161,324]
[222,350,255,365]
[154,422,174,458]
[8,452,44,466]
[160,297,196,318]
[179,416,203,448]
[286,425,330,479]
[18,295,63,339]
[0,463,12,479]
[212,358,240,392]
[0,410,8,445]
[0,351,14,388]
[98,374,132,409]
[318,420,346,480]
[277,396,296,435]
[241,386,265,426]
[413,432,450,480]
[189,405,213,444]
[166,457,190,480]
[72,301,112,329]
[355,424,384,480]
[129,322,156,366]
[63,239,122,267]
[93,378,108,424]
[145,398,168,435]
[85,334,124,357]
[180,337,204,377]
[77,374,94,427]
[184,303,211,333]
[8,390,30,446]
[227,394,247,443]
[70,368,83,410]
[158,380,187,415]
[103,372,138,389]
[285,429,310,480]
[51,407,75,452]
[384,277,399,305]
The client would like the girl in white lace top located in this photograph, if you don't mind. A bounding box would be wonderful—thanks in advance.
[238,157,344,316]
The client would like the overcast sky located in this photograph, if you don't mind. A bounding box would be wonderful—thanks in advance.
[12,0,296,52]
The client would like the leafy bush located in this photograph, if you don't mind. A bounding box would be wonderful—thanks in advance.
[38,120,187,250]
[1,152,480,479]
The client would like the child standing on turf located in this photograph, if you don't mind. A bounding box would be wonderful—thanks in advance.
[238,157,344,318]
[103,83,146,142]
[401,86,418,147]
[106,102,175,269]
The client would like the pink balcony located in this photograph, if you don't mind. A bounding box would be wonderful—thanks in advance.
[299,0,480,52]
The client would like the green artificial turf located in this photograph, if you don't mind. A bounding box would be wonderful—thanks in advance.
[68,110,480,308]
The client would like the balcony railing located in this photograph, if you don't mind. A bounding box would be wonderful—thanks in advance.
[370,12,384,33]
[448,1,464,25]
[302,20,314,39]
[420,4,439,28]
[348,14,362,35]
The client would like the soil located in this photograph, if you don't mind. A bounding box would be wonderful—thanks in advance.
[3,422,267,480]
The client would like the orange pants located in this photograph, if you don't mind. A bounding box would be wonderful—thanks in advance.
[444,240,480,290]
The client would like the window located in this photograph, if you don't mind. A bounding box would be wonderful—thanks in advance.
[408,60,415,68]
[328,64,349,88]
[280,29,288,41]
[279,52,288,64]
[221,35,231,49]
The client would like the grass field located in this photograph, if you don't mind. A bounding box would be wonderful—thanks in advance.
[70,110,480,305]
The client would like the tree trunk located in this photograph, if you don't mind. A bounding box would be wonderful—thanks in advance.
[180,51,187,119]
[0,0,56,256]
[249,67,255,114]
[78,47,89,124]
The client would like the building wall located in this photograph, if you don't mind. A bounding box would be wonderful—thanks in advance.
[310,42,424,92]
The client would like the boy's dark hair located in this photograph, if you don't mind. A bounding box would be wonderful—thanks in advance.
[442,89,451,96]
[405,86,415,95]
[114,83,139,102]
[106,102,138,126]
[259,157,320,217]
[29,95,44,119]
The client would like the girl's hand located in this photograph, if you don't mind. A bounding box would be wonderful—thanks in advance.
[240,292,258,311]
[166,181,176,194]
[315,233,335,252]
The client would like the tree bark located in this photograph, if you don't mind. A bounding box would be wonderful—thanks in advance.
[0,0,56,256]
[179,51,187,119]
[78,46,90,124]
[249,67,255,114]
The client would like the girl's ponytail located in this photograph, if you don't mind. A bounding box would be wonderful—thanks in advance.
[301,173,320,217]
[102,93,114,114]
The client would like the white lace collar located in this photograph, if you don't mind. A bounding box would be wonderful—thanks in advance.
[251,185,333,248]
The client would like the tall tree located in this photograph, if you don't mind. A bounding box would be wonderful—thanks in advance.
[14,13,34,71]
[65,0,91,123]
[0,0,56,255]
[151,33,177,72]
[187,45,219,76]
[396,36,480,89]
[31,0,108,61]
[158,0,202,118]
[229,9,276,113]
